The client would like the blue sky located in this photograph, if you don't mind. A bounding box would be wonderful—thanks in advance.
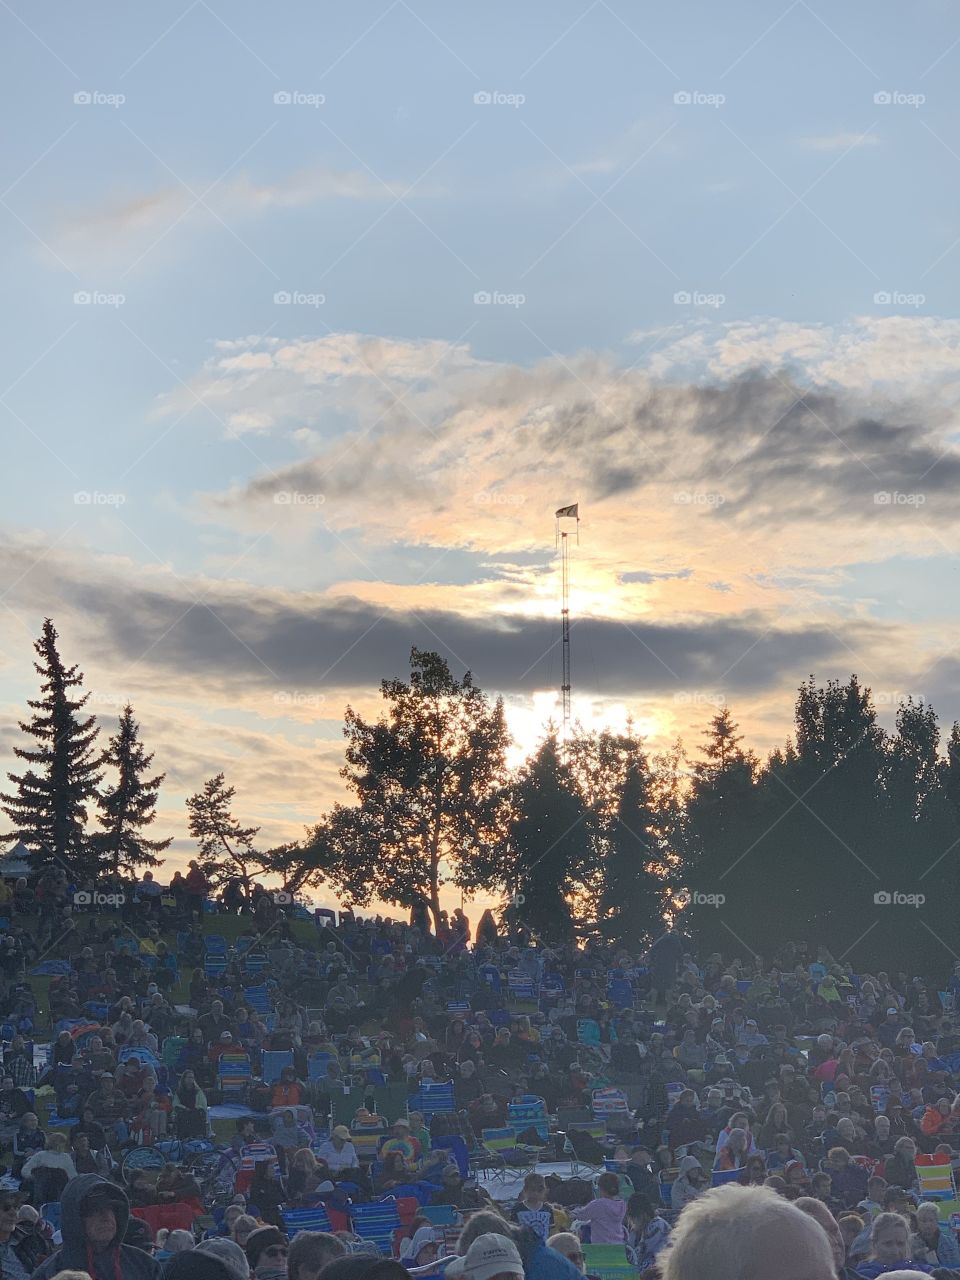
[4,1,960,891]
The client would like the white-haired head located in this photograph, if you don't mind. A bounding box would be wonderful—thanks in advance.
[659,1185,835,1280]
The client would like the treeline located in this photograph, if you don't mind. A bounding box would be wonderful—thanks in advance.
[3,622,959,973]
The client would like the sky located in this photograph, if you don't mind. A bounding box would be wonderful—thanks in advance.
[3,0,960,911]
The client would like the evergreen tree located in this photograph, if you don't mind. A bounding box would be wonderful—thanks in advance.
[95,705,172,876]
[1,618,102,875]
[598,749,669,945]
[506,734,592,941]
[186,773,262,888]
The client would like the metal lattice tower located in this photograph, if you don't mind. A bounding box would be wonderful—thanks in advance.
[560,528,571,733]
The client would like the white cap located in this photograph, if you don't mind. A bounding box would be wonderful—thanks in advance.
[447,1235,524,1280]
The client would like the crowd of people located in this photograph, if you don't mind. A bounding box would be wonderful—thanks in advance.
[0,864,959,1280]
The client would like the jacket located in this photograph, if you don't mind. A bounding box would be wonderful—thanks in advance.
[514,1226,584,1280]
[30,1173,164,1280]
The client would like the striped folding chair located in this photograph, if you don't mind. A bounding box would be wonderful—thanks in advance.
[281,1205,333,1238]
[350,1200,402,1255]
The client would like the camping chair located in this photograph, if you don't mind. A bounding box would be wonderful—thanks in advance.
[481,1126,538,1178]
[591,1087,631,1131]
[217,1052,253,1102]
[281,1205,333,1238]
[711,1167,742,1186]
[581,1245,636,1280]
[431,1135,469,1179]
[916,1153,957,1201]
[565,1124,608,1177]
[407,1082,456,1122]
[350,1200,402,1255]
[262,1050,295,1084]
[507,1095,550,1141]
[577,1019,602,1047]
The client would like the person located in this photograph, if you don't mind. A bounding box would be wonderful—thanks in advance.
[671,1154,708,1209]
[232,1216,260,1251]
[511,1174,568,1237]
[545,1235,584,1274]
[314,1126,358,1173]
[854,1213,935,1277]
[287,1231,346,1280]
[21,1132,77,1204]
[796,1196,862,1280]
[456,1211,583,1280]
[172,1069,208,1140]
[0,1190,49,1277]
[911,1201,960,1268]
[447,1234,526,1280]
[657,1184,837,1280]
[624,1195,670,1273]
[571,1171,625,1244]
[195,1237,253,1280]
[165,1252,241,1280]
[245,1225,289,1278]
[31,1174,165,1280]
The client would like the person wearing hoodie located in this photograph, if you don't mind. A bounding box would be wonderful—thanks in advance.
[671,1155,708,1210]
[30,1173,164,1280]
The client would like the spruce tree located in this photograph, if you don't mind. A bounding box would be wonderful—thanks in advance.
[1,618,101,875]
[186,773,262,888]
[95,705,172,875]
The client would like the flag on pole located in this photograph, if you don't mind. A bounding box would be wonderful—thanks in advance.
[555,503,579,519]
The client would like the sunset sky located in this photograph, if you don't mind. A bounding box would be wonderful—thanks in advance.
[3,2,960,911]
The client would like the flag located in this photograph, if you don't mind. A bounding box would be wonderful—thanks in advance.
[555,503,579,519]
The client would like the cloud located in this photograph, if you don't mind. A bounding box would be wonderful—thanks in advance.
[49,166,409,270]
[799,132,881,152]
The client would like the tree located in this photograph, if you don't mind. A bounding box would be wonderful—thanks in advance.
[95,705,172,875]
[1,618,102,876]
[186,773,262,888]
[326,648,511,932]
[506,733,592,941]
[597,749,670,945]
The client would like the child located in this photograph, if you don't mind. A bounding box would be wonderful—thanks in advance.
[625,1194,671,1272]
[573,1171,626,1244]
[857,1176,886,1222]
[512,1173,569,1238]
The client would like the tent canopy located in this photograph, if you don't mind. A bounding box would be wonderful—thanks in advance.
[0,842,34,879]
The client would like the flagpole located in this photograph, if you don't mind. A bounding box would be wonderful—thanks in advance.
[554,504,579,742]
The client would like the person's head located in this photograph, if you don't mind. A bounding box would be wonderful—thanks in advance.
[795,1197,845,1273]
[836,1117,856,1143]
[546,1234,585,1273]
[447,1233,524,1280]
[521,1173,546,1203]
[225,1205,245,1231]
[232,1215,259,1248]
[20,1112,38,1132]
[246,1225,289,1275]
[916,1202,940,1235]
[78,1180,127,1249]
[0,1193,22,1241]
[195,1237,252,1280]
[330,1125,351,1149]
[287,1230,346,1280]
[597,1172,620,1198]
[870,1212,911,1263]
[893,1136,916,1160]
[658,1185,836,1280]
[625,1195,657,1231]
[166,1229,195,1254]
[827,1146,850,1171]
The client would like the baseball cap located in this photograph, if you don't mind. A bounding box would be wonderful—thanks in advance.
[331,1125,352,1140]
[447,1235,524,1280]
